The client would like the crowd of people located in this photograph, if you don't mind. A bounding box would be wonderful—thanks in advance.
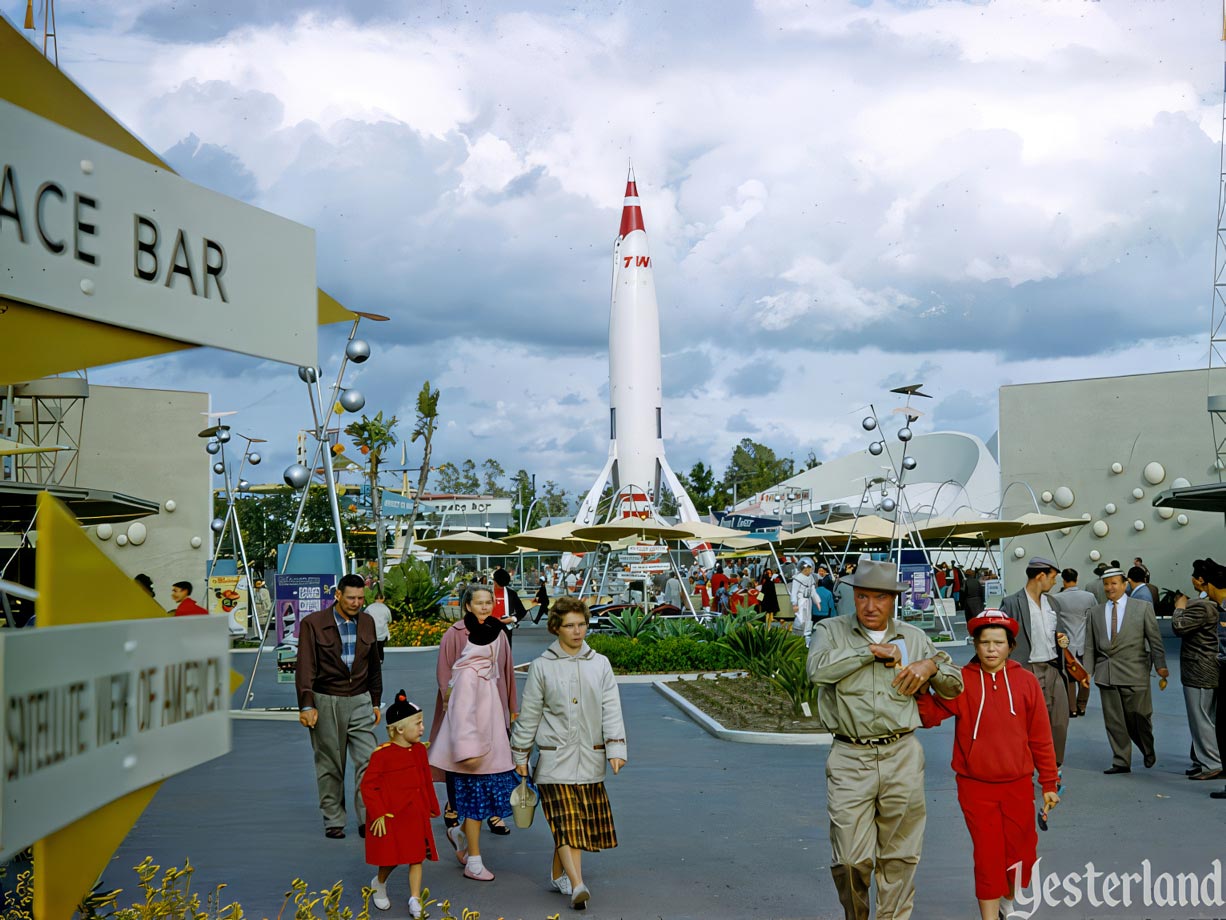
[288,548,1222,919]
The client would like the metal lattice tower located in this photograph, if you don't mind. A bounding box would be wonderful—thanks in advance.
[1209,33,1226,479]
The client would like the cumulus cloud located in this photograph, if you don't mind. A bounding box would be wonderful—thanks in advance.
[50,0,1225,498]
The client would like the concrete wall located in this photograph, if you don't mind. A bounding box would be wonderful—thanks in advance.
[76,385,211,608]
[998,368,1226,596]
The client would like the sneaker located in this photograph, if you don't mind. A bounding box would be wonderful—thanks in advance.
[408,897,422,919]
[551,874,573,896]
[446,824,469,866]
[571,883,591,909]
[370,876,390,911]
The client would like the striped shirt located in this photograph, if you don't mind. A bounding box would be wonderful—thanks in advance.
[333,608,357,670]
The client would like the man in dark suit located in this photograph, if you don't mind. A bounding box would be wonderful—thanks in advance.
[1000,555,1069,766]
[1085,568,1168,773]
[296,573,383,838]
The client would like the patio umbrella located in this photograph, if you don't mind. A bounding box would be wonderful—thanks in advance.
[417,530,511,553]
[572,519,696,542]
[677,521,753,544]
[1013,512,1091,535]
[776,524,841,549]
[504,522,600,553]
[819,514,911,543]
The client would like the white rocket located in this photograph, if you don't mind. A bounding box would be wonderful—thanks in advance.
[573,171,709,550]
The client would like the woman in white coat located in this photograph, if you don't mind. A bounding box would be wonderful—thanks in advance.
[511,596,627,911]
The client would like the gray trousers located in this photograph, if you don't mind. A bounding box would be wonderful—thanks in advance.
[1182,685,1221,772]
[1032,661,1069,765]
[1099,684,1154,768]
[826,733,925,920]
[309,691,377,829]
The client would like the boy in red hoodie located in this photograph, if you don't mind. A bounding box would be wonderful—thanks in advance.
[917,611,1060,920]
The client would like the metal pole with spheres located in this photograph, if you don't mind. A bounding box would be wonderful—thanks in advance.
[200,418,266,640]
[279,311,387,581]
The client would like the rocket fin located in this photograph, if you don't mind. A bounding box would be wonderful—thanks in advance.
[658,455,716,569]
[574,453,616,529]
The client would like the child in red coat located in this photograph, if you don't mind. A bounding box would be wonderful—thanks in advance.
[917,611,1060,920]
[362,691,439,917]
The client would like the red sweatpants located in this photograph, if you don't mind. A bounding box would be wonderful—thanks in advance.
[955,775,1038,899]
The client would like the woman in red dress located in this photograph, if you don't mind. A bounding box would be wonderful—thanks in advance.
[362,691,439,917]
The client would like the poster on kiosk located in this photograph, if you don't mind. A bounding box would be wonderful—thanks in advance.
[275,574,333,644]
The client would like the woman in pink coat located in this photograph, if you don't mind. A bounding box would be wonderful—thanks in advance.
[427,585,518,881]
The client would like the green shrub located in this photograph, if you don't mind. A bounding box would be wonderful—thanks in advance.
[604,606,655,638]
[767,654,819,716]
[586,635,738,673]
[386,616,449,647]
[704,608,765,639]
[717,624,806,678]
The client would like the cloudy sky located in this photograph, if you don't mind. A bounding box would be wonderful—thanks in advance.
[27,0,1225,500]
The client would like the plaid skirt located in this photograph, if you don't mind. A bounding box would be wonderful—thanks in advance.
[538,782,618,852]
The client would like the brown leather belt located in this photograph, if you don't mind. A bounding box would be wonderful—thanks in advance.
[833,730,913,747]
[536,744,606,751]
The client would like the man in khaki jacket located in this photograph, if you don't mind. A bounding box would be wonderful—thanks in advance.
[808,559,963,920]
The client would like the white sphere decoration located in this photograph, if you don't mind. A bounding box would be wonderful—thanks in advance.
[1110,462,1124,474]
[1105,503,1117,515]
[164,499,176,512]
[213,461,225,475]
[190,536,203,549]
[247,452,262,466]
[1092,520,1109,537]
[205,441,221,455]
[1081,512,1092,521]
[862,416,877,431]
[1132,488,1145,500]
[345,339,371,363]
[902,456,917,471]
[1089,550,1102,562]
[1041,490,1053,503]
[1060,527,1071,535]
[1013,546,1026,559]
[238,479,251,492]
[868,441,884,456]
[283,463,311,489]
[339,389,366,413]
[1173,477,1191,489]
[96,523,113,540]
[115,534,128,546]
[898,426,913,442]
[210,517,225,533]
[1133,520,1145,532]
[1177,514,1190,526]
[880,497,897,513]
[127,522,147,546]
[1157,507,1174,520]
[1053,486,1075,508]
[1143,462,1166,485]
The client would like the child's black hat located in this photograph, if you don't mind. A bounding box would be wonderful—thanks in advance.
[386,689,422,725]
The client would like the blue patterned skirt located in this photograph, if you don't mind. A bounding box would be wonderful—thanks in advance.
[452,770,518,821]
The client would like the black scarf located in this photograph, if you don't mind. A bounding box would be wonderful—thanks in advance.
[464,611,505,646]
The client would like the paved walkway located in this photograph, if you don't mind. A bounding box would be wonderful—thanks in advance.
[113,624,1219,919]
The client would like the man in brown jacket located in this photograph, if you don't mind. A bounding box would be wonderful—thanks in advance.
[1172,559,1221,780]
[296,573,383,838]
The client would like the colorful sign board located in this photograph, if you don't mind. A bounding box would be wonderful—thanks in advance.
[274,574,332,643]
[206,574,248,634]
[0,99,317,367]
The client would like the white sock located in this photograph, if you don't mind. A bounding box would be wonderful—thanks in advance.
[466,855,485,873]
[1000,898,1014,918]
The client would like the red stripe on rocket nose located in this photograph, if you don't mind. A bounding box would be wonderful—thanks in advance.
[619,179,645,237]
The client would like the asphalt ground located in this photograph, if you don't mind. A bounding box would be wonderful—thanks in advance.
[111,624,1222,920]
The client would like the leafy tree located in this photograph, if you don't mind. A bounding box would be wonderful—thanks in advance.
[433,461,463,494]
[541,480,570,518]
[344,410,399,592]
[680,460,718,513]
[803,449,822,471]
[403,381,440,547]
[459,459,481,494]
[719,439,794,508]
[221,486,372,575]
[482,458,511,497]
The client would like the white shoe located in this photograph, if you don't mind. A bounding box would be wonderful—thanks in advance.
[446,824,469,865]
[408,896,422,919]
[551,874,573,896]
[370,876,390,911]
[571,883,591,909]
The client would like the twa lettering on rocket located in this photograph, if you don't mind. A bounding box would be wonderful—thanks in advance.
[569,169,713,567]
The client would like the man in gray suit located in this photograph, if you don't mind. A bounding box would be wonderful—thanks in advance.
[1086,568,1169,773]
[1051,567,1096,718]
[1000,555,1069,766]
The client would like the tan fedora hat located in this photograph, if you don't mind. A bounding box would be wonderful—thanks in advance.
[841,559,908,594]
